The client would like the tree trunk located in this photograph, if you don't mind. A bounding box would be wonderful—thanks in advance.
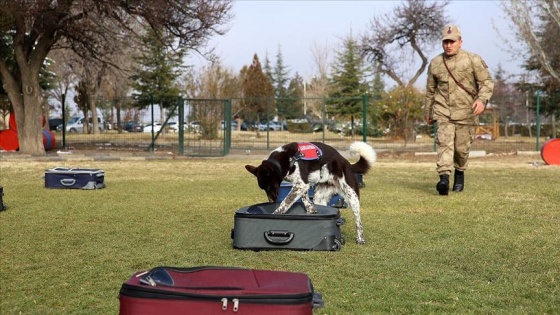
[11,75,45,155]
[551,110,557,138]
[116,99,122,133]
[90,98,99,134]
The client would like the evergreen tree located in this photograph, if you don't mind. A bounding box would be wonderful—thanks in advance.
[367,72,386,135]
[242,54,275,125]
[328,35,370,130]
[285,73,305,119]
[263,54,274,84]
[272,46,293,119]
[130,27,184,113]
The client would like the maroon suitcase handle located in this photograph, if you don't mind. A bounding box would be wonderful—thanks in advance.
[264,230,295,245]
[139,267,245,290]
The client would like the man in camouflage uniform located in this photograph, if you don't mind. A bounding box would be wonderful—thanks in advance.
[425,25,494,195]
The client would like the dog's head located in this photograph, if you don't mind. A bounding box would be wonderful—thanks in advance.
[245,160,283,203]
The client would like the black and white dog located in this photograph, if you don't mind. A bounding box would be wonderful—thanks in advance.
[245,141,376,244]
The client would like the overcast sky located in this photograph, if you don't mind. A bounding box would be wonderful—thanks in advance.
[186,0,523,89]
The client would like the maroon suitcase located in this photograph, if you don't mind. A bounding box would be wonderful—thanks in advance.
[119,266,324,315]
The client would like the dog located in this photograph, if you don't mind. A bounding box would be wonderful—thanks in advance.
[245,141,376,244]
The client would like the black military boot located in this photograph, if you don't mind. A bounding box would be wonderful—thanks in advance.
[436,174,449,195]
[453,170,464,192]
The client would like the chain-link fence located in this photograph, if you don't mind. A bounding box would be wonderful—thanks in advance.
[49,96,556,156]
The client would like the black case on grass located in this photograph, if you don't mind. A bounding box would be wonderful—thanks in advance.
[44,167,105,189]
[232,202,345,251]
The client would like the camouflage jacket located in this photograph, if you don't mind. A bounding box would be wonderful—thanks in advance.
[425,49,494,124]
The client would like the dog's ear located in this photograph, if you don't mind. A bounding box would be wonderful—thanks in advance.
[245,165,258,176]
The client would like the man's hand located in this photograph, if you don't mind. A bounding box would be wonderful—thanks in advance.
[425,115,434,125]
[472,99,486,116]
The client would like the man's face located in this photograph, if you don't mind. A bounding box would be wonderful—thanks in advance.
[442,39,462,56]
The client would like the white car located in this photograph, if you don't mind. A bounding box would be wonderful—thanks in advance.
[143,122,179,133]
[57,116,104,133]
[257,121,283,131]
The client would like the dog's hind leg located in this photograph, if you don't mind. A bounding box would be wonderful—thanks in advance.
[313,183,336,206]
[274,182,310,214]
[340,183,365,245]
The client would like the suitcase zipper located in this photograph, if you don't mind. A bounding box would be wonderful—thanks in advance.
[221,298,240,312]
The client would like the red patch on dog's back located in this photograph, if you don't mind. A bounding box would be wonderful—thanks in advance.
[297,142,322,160]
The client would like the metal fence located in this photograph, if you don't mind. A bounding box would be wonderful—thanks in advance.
[49,97,556,156]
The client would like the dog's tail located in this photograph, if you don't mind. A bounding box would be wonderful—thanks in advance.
[349,141,376,174]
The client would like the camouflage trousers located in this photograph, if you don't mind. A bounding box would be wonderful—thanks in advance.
[435,121,475,175]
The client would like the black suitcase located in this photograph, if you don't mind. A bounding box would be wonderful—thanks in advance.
[232,202,345,251]
[119,266,324,315]
[0,186,6,211]
[276,182,347,208]
[44,167,105,189]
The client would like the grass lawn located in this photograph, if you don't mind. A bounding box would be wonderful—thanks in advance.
[0,154,559,314]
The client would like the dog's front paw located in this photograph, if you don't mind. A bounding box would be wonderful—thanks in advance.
[306,206,317,214]
[273,206,288,214]
[356,239,366,245]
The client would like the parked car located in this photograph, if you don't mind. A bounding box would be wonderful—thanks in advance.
[235,121,248,131]
[221,120,248,131]
[123,121,143,132]
[48,118,63,131]
[143,123,163,133]
[57,116,104,133]
[187,121,201,133]
[256,121,284,131]
[143,121,179,133]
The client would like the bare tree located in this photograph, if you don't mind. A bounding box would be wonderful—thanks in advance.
[0,0,232,154]
[45,50,75,118]
[501,0,560,85]
[100,49,138,132]
[184,62,240,100]
[307,41,331,118]
[182,61,241,132]
[360,0,450,88]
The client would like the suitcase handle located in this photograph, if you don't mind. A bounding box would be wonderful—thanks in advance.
[264,230,294,245]
[60,179,76,186]
[313,292,325,308]
[51,167,72,172]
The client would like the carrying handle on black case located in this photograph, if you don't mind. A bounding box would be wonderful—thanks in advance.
[264,230,294,244]
[60,179,77,186]
[313,292,325,308]
[51,167,72,172]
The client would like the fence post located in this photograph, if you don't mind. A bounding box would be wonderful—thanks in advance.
[266,98,270,149]
[224,99,231,155]
[362,95,367,143]
[536,91,541,151]
[149,95,154,151]
[178,97,184,156]
[61,93,66,149]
